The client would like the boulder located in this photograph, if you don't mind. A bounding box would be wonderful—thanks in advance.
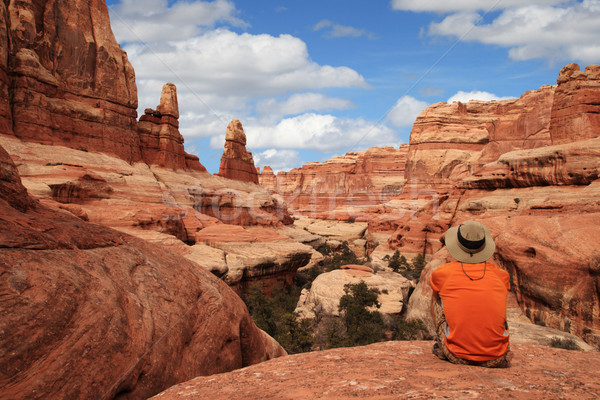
[294,267,413,319]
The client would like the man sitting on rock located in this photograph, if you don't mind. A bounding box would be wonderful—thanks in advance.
[430,221,510,368]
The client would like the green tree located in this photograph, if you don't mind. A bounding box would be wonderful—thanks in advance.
[242,283,314,354]
[338,282,385,346]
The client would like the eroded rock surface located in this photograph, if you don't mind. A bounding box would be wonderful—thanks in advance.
[0,144,286,400]
[151,341,600,400]
[217,119,259,184]
[295,266,413,319]
[260,146,408,220]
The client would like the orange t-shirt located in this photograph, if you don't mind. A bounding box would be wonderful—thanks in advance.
[430,261,510,361]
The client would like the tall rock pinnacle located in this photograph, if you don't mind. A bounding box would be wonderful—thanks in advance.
[217,119,259,184]
[138,82,205,171]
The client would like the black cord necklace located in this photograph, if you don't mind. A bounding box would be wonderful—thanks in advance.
[462,261,487,281]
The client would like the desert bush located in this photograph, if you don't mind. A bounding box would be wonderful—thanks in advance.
[549,336,580,350]
[385,316,431,340]
[298,241,365,290]
[338,282,385,347]
[384,251,426,280]
[242,283,313,354]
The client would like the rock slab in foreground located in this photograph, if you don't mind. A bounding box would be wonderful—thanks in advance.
[151,341,600,400]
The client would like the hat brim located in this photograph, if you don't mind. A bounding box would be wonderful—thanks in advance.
[445,224,495,264]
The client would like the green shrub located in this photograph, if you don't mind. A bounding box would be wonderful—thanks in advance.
[384,251,426,280]
[385,316,431,340]
[338,282,385,347]
[242,283,313,354]
[549,336,580,350]
[298,241,365,290]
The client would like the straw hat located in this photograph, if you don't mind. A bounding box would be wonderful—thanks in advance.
[445,221,495,264]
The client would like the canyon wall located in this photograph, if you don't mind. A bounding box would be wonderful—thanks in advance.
[0,0,202,170]
[395,64,600,346]
[0,0,303,294]
[259,145,409,220]
[258,63,600,346]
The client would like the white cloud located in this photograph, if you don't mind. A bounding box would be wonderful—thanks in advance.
[126,30,368,98]
[313,20,376,39]
[108,0,247,43]
[421,1,600,64]
[210,113,399,152]
[127,29,369,139]
[390,0,566,13]
[256,93,354,118]
[447,90,515,103]
[387,96,429,127]
[253,149,304,173]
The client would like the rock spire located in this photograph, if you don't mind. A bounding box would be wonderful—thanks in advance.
[217,119,259,184]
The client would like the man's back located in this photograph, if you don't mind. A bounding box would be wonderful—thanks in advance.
[431,261,510,361]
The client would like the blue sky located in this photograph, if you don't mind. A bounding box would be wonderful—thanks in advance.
[105,0,600,173]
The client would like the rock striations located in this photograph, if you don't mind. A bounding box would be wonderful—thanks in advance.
[217,119,259,184]
[1,0,139,161]
[139,83,206,171]
[0,143,286,400]
[259,145,409,220]
[389,63,600,347]
[0,0,202,171]
[259,63,600,347]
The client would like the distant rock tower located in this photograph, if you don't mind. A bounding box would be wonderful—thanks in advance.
[138,83,205,171]
[217,119,259,184]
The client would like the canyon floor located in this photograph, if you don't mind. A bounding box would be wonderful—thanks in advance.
[152,341,600,400]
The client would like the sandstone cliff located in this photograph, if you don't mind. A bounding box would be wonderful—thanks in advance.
[0,0,202,171]
[217,119,260,184]
[259,145,409,220]
[0,0,303,293]
[388,64,600,347]
[0,143,286,400]
[258,63,600,347]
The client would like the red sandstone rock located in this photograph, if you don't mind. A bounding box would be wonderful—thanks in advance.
[0,1,204,172]
[150,341,600,400]
[217,119,259,184]
[259,146,408,220]
[138,83,206,171]
[0,143,286,400]
[551,63,600,144]
[0,135,299,298]
[1,0,140,162]
[373,65,600,347]
[341,264,374,273]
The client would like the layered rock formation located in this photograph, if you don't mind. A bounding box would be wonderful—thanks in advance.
[0,0,303,296]
[0,134,301,290]
[0,0,202,171]
[259,146,408,220]
[217,119,259,184]
[138,83,206,171]
[387,64,600,346]
[0,0,139,161]
[151,341,600,400]
[0,143,286,400]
